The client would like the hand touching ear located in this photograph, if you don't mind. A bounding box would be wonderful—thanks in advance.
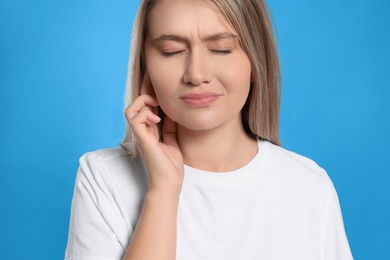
[126,71,161,148]
[125,70,184,193]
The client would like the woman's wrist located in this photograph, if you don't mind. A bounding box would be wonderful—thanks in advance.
[146,187,182,204]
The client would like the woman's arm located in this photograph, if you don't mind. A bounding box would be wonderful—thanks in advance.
[122,189,180,260]
[123,71,184,260]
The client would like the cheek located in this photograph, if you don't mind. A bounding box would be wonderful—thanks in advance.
[146,59,179,97]
[146,61,181,118]
[216,54,252,94]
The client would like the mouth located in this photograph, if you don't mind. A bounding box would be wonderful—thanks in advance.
[180,92,222,107]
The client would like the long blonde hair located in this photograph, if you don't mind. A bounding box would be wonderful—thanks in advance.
[121,0,281,156]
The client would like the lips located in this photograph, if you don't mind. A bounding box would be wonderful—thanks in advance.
[180,92,222,107]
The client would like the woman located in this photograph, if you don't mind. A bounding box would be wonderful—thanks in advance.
[65,0,353,259]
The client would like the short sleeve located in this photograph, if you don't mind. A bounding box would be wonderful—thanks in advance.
[64,153,132,260]
[320,179,354,260]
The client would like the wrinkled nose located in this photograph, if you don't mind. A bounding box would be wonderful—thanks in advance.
[183,50,211,86]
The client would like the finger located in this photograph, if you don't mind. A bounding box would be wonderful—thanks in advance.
[128,108,161,127]
[140,70,155,96]
[129,110,161,147]
[125,94,159,120]
[162,116,178,146]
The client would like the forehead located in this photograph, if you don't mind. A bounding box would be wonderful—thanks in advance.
[147,0,237,39]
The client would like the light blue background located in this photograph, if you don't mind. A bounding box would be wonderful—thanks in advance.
[1,0,389,259]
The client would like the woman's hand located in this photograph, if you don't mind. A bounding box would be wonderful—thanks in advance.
[125,71,184,194]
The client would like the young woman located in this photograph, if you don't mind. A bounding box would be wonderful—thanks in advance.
[65,0,353,259]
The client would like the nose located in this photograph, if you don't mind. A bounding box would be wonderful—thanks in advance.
[183,50,211,86]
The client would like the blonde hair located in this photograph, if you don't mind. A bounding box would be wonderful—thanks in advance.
[120,0,281,156]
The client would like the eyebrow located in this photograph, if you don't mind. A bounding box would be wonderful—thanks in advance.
[151,32,239,45]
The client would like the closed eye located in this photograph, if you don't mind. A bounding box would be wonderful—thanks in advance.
[160,51,184,57]
[212,50,232,54]
[160,49,232,57]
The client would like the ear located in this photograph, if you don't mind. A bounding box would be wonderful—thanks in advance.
[140,70,156,96]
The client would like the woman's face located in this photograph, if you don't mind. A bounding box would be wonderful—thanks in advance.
[144,0,252,132]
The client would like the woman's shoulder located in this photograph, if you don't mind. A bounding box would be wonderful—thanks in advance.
[260,141,340,204]
[262,140,331,184]
[80,147,128,163]
[78,147,141,169]
[76,147,146,185]
[75,146,148,198]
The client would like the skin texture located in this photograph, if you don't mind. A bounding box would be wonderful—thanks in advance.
[123,0,258,259]
[144,0,257,171]
[145,0,251,132]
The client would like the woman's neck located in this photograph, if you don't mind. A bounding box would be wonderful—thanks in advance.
[176,118,258,172]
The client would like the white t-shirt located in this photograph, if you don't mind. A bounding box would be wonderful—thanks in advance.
[64,139,353,259]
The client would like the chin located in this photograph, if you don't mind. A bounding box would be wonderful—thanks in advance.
[163,107,241,132]
[175,116,236,133]
[176,119,211,131]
